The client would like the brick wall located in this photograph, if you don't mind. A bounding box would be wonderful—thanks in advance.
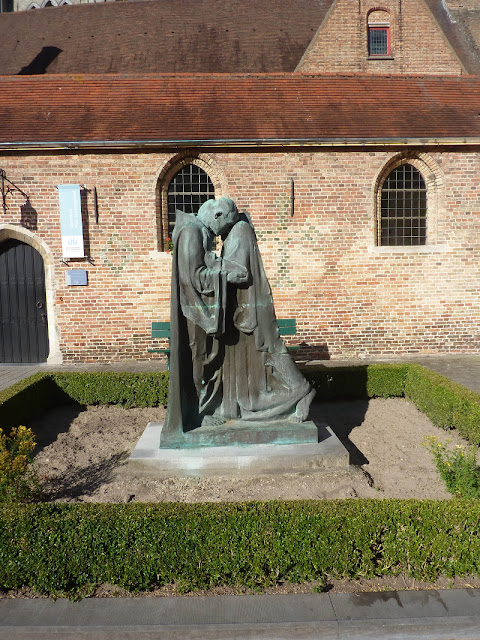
[297,0,464,75]
[1,146,479,363]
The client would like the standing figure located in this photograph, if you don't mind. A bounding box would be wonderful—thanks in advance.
[161,197,314,448]
[220,213,315,423]
[161,197,243,446]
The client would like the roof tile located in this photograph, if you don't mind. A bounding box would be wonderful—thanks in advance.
[1,73,479,146]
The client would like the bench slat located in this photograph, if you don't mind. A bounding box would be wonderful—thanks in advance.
[277,319,296,328]
[150,319,300,360]
[278,326,297,335]
[152,331,170,339]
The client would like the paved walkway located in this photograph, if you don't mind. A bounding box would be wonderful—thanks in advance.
[0,589,479,639]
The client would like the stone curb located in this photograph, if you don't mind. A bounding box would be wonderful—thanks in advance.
[0,589,479,639]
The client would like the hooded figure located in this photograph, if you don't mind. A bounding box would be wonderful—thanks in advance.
[161,198,314,448]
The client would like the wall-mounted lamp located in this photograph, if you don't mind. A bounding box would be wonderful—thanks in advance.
[0,169,30,215]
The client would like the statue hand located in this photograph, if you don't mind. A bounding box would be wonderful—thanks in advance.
[227,269,248,284]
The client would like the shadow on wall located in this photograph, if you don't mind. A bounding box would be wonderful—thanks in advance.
[80,187,92,258]
[18,46,62,75]
[294,342,330,361]
[20,201,38,231]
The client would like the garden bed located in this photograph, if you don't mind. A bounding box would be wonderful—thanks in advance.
[30,397,470,502]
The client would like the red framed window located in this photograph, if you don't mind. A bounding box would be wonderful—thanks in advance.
[368,26,390,56]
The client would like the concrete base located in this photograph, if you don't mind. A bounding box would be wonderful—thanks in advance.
[128,421,349,477]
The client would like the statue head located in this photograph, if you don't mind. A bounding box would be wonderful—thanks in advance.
[197,197,239,238]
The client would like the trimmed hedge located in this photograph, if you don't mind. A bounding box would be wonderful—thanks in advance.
[52,372,169,408]
[2,363,480,444]
[404,365,480,446]
[0,371,169,429]
[1,365,480,595]
[0,500,479,595]
[304,363,480,445]
[303,363,409,400]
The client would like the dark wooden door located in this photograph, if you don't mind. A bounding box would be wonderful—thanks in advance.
[0,239,49,363]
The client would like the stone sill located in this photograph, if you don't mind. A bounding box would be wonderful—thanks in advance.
[368,244,449,255]
[367,55,395,60]
[148,250,173,260]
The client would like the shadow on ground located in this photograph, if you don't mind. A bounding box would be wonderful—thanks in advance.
[29,403,85,453]
[310,399,370,465]
[41,452,129,501]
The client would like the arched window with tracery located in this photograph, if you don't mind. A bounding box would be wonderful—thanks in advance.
[379,163,427,246]
[166,163,215,238]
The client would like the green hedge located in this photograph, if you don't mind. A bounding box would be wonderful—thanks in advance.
[1,366,480,595]
[0,371,169,429]
[0,500,479,596]
[2,364,480,444]
[52,372,169,408]
[404,365,480,446]
[304,363,480,445]
[303,363,409,400]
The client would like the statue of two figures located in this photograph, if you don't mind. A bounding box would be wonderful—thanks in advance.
[161,197,317,449]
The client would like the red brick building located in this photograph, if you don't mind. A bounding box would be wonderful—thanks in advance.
[1,0,480,363]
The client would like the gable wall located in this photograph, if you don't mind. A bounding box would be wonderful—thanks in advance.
[297,0,464,74]
[1,147,479,363]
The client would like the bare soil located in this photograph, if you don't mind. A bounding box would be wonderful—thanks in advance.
[30,397,469,503]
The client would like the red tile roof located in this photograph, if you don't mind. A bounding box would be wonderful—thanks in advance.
[0,0,331,75]
[1,73,480,148]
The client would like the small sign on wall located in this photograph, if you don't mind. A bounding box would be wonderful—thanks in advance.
[58,184,85,258]
[65,270,88,286]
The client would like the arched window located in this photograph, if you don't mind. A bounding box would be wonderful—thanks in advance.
[368,9,391,57]
[379,163,427,246]
[166,164,214,237]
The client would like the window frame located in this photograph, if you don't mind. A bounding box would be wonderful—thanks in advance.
[155,154,228,253]
[166,163,215,239]
[378,163,427,247]
[373,154,444,251]
[368,25,391,57]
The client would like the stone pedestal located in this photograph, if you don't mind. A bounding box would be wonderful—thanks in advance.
[160,419,319,449]
[128,421,349,477]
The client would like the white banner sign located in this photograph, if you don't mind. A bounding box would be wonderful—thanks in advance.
[58,184,85,258]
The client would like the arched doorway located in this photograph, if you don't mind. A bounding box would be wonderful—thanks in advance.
[0,239,49,362]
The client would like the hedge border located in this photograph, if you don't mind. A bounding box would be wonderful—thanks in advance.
[0,371,169,429]
[1,363,480,596]
[1,363,480,443]
[0,499,479,596]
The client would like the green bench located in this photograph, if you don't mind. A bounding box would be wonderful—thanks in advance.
[148,318,300,367]
[148,321,172,368]
[277,318,301,351]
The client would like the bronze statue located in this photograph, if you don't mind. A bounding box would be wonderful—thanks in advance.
[161,197,315,448]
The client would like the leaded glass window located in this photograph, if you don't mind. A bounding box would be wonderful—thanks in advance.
[166,164,215,237]
[380,164,427,246]
[368,27,390,56]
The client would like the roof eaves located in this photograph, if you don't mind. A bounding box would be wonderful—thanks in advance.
[2,137,480,151]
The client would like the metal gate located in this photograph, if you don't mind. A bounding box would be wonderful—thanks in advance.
[0,239,49,363]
